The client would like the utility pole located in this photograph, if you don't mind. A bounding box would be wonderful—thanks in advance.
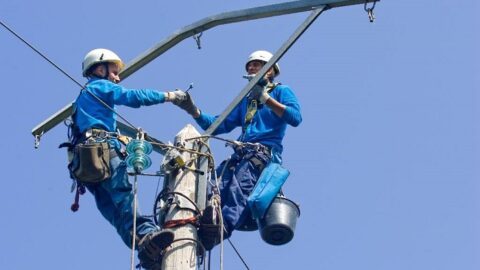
[161,124,209,270]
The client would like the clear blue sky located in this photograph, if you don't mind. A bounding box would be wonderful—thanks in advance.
[1,1,478,269]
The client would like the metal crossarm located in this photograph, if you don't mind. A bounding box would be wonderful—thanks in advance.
[31,0,378,143]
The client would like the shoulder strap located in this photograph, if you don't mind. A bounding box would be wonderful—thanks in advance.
[240,82,280,141]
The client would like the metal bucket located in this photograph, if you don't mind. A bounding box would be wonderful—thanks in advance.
[257,196,300,245]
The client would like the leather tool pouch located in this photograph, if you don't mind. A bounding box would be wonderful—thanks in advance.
[69,142,111,184]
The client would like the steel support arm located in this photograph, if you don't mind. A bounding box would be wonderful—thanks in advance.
[31,0,377,142]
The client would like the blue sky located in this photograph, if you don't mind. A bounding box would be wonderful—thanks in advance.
[1,0,478,269]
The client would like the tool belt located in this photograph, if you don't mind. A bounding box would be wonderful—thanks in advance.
[66,128,120,184]
[234,143,272,172]
[69,141,112,184]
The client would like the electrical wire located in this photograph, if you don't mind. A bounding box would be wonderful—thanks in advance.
[1,18,139,131]
[227,238,250,270]
[0,19,83,88]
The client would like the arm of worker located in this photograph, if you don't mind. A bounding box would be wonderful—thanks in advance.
[173,92,243,135]
[105,80,185,107]
[264,85,302,127]
[194,108,243,135]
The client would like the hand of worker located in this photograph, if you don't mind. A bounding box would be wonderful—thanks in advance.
[166,90,187,104]
[174,92,200,117]
[257,77,268,87]
[248,84,270,104]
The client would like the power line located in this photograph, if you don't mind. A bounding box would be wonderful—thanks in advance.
[0,18,139,131]
[0,19,83,88]
[227,238,250,270]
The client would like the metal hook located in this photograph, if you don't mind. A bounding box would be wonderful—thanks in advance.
[364,0,377,23]
[34,132,43,149]
[193,32,203,49]
[136,128,145,140]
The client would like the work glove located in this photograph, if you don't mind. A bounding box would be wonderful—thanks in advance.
[248,84,270,104]
[174,92,200,117]
[166,90,187,104]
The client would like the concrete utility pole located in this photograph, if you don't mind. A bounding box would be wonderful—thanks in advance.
[162,124,208,270]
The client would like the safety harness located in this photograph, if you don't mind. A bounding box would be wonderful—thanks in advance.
[60,84,131,212]
[243,82,279,127]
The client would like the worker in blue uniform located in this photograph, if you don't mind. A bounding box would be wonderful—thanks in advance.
[173,50,302,248]
[71,48,186,269]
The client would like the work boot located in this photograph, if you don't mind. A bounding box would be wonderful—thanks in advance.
[137,230,175,270]
[198,205,221,251]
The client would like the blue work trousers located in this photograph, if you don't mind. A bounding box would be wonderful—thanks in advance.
[217,148,280,238]
[85,154,158,248]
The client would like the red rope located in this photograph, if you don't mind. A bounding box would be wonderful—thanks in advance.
[70,184,86,212]
[163,216,198,229]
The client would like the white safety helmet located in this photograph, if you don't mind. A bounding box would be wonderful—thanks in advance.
[245,50,280,77]
[82,48,125,77]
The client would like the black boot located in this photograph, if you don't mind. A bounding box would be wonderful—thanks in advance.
[138,230,175,269]
[198,205,221,251]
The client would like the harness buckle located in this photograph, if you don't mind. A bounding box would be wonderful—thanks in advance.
[83,128,118,142]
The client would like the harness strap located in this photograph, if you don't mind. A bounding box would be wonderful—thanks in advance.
[242,82,279,135]
[231,143,272,172]
[81,128,118,141]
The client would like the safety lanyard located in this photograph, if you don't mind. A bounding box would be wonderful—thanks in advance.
[240,83,279,141]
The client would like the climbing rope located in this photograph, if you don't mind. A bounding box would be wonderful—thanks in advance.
[130,174,139,270]
[209,148,252,270]
[213,194,224,270]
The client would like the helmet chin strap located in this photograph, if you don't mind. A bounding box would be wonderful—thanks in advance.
[102,63,110,80]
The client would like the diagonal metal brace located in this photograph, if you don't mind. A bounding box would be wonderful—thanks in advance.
[205,6,326,135]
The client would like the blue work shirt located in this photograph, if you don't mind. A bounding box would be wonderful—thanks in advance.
[74,77,166,134]
[194,84,302,154]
